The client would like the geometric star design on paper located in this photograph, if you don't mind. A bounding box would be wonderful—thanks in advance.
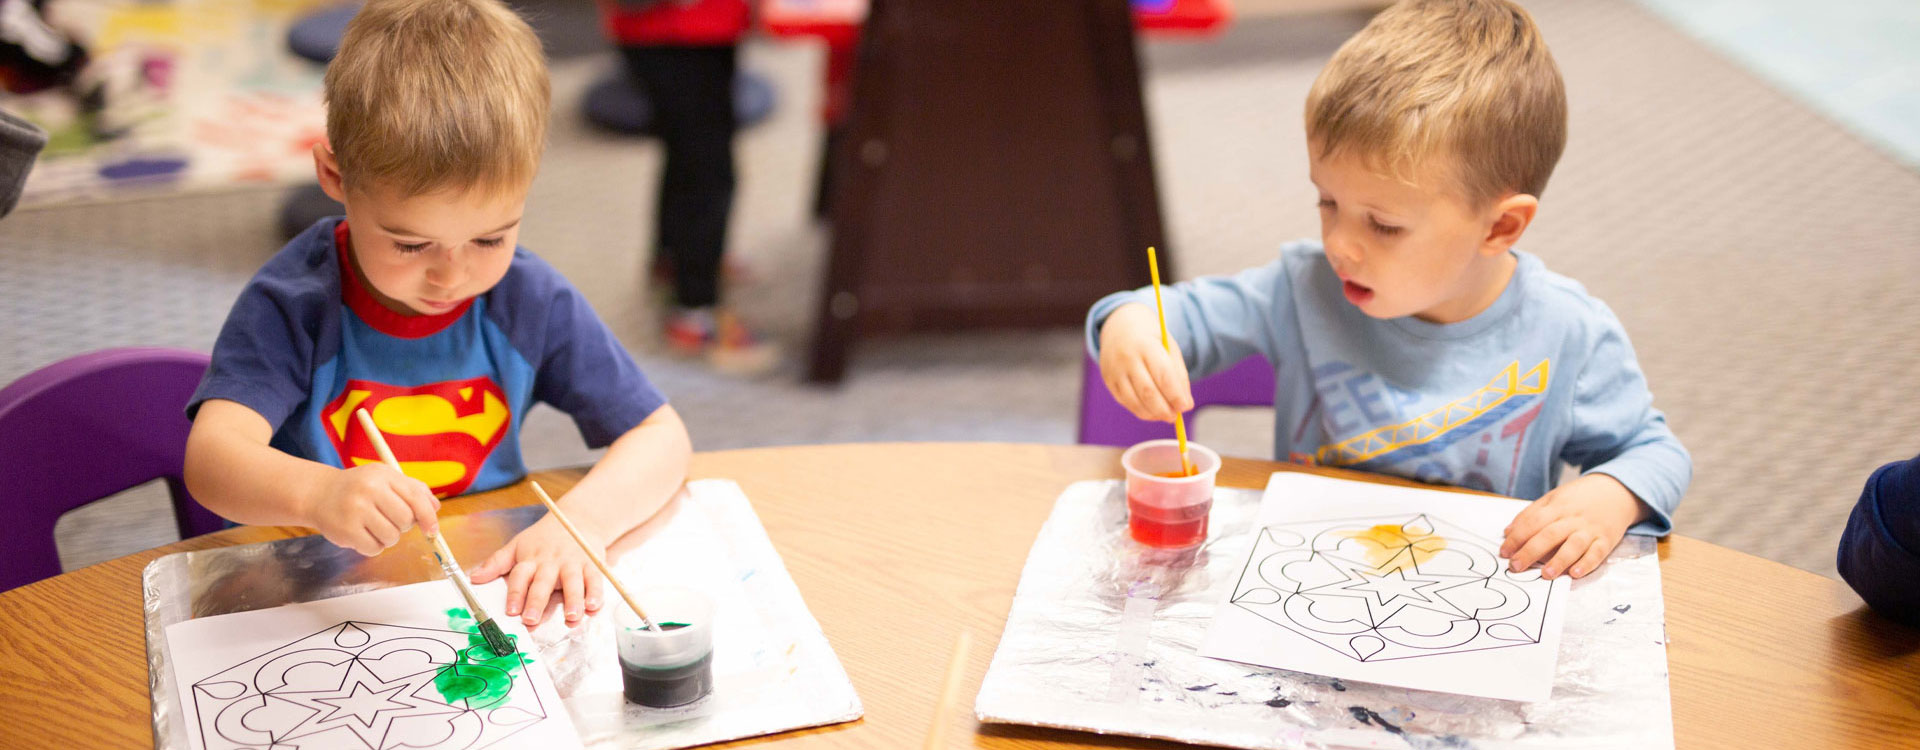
[298,672,454,746]
[1227,514,1555,663]
[187,621,550,750]
[1332,567,1448,610]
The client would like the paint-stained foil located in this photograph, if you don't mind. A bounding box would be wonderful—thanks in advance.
[976,481,1673,750]
[147,479,862,749]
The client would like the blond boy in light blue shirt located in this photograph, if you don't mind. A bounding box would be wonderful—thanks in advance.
[1089,0,1691,581]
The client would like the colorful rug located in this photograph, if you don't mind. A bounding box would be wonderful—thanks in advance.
[3,0,331,207]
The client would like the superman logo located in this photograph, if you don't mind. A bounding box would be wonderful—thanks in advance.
[321,377,511,497]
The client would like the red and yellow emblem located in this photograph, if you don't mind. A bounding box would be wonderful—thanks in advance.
[321,377,511,497]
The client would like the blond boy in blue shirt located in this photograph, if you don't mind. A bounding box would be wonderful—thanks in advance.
[185,0,691,629]
[1090,0,1691,580]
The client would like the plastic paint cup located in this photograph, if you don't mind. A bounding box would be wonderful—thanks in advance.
[1121,439,1220,548]
[614,587,714,707]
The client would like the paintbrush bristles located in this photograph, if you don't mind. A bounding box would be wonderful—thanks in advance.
[477,619,516,658]
[527,481,658,631]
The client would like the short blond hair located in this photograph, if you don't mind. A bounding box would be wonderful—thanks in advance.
[1306,0,1566,206]
[324,0,550,196]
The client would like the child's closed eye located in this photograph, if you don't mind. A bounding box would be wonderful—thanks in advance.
[1367,216,1403,236]
[474,236,506,248]
[394,241,431,253]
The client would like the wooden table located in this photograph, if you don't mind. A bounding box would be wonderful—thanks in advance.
[2,444,1916,749]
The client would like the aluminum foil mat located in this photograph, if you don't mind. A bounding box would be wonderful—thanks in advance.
[976,480,1672,750]
[147,479,862,749]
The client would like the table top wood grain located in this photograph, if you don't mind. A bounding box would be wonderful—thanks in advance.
[2,443,1915,749]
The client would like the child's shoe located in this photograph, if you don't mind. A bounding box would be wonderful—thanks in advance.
[662,307,780,375]
[663,306,715,357]
[707,310,780,375]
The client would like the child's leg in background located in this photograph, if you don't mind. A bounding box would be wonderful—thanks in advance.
[620,44,736,311]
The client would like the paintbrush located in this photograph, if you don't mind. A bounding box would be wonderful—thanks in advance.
[1147,246,1197,476]
[527,480,659,632]
[353,408,518,657]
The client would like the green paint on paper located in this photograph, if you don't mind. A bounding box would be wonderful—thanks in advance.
[436,607,534,708]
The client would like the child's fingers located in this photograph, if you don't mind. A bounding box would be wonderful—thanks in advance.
[335,529,383,557]
[1569,537,1612,578]
[1500,505,1553,558]
[397,478,441,536]
[584,569,605,615]
[1127,363,1175,422]
[363,513,402,550]
[1147,354,1194,414]
[1506,520,1573,573]
[1539,528,1594,578]
[560,565,586,626]
[375,490,417,535]
[470,545,515,584]
[504,560,536,617]
[1168,349,1193,410]
[522,565,561,627]
[1103,371,1141,415]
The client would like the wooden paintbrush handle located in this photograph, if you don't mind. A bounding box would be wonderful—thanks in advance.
[527,481,656,629]
[353,408,497,622]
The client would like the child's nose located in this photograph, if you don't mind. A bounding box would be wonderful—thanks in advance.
[426,259,465,290]
[1324,228,1364,266]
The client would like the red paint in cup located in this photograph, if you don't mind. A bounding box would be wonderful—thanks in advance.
[1120,439,1220,549]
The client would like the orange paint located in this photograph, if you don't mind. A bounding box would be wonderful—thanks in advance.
[1341,524,1447,572]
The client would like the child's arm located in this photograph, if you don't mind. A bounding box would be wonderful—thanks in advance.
[1087,257,1292,422]
[469,405,691,628]
[1501,307,1691,579]
[184,399,441,555]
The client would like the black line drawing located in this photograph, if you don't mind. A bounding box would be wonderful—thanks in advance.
[187,621,548,750]
[1226,514,1554,663]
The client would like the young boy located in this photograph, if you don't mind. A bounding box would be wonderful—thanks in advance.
[184,0,691,630]
[598,0,779,374]
[1088,0,1690,580]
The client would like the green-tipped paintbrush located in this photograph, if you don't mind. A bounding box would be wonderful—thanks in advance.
[354,408,518,657]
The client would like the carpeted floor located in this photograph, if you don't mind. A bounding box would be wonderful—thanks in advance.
[4,0,1916,580]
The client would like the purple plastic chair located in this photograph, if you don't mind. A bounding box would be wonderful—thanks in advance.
[1077,353,1277,448]
[0,348,226,591]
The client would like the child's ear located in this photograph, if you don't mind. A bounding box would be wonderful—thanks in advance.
[313,143,347,204]
[1481,193,1539,255]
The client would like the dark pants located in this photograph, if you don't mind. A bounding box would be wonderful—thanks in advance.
[0,0,88,95]
[620,44,737,309]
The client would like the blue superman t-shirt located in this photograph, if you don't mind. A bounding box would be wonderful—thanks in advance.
[188,217,666,498]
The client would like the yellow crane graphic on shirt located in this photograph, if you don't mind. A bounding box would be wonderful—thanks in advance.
[1314,360,1549,467]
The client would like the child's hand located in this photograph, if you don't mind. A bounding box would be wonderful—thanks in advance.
[1500,474,1648,579]
[1098,303,1194,422]
[306,465,441,556]
[470,515,605,629]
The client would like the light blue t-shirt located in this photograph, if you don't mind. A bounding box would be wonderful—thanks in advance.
[1087,241,1691,535]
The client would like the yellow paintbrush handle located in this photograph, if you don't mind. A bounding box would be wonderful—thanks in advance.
[1146,247,1196,476]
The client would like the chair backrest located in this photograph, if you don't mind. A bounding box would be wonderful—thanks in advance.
[0,348,225,591]
[1077,353,1276,447]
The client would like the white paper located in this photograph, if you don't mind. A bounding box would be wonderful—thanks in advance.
[166,580,582,750]
[1198,473,1570,703]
